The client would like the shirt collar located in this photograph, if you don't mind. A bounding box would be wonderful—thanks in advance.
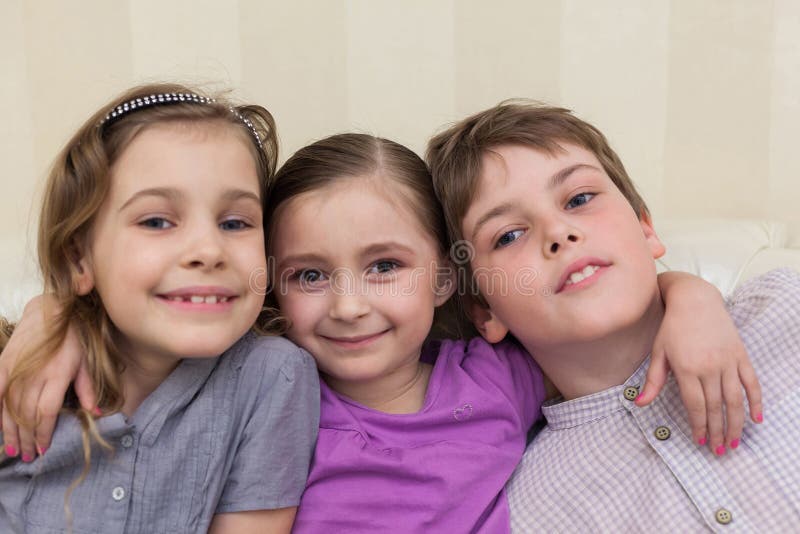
[542,356,651,430]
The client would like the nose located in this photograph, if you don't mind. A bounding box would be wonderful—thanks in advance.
[328,272,370,321]
[182,224,226,271]
[542,215,583,257]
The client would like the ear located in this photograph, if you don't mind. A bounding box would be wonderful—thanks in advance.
[469,301,509,343]
[433,260,457,307]
[640,213,666,259]
[69,241,95,296]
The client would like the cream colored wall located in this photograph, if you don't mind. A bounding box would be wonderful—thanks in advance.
[2,0,800,313]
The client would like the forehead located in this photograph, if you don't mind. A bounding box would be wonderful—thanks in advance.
[477,142,600,188]
[272,177,440,255]
[110,121,259,192]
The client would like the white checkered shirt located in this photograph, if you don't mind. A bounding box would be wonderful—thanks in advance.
[507,268,800,532]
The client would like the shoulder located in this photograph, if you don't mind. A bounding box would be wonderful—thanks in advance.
[728,268,800,330]
[435,336,533,367]
[227,333,317,383]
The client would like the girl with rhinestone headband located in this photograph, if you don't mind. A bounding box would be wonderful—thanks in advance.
[0,83,319,533]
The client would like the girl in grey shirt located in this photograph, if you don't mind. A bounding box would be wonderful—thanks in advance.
[0,83,319,533]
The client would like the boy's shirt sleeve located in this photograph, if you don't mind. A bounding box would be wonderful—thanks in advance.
[215,340,320,513]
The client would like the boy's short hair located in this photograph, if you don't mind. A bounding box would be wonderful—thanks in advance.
[426,100,650,247]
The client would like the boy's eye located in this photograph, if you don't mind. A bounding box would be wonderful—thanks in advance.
[219,219,251,231]
[495,229,524,249]
[566,192,596,209]
[139,217,174,230]
[298,269,327,284]
[368,260,398,275]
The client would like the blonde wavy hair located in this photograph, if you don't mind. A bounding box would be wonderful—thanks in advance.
[0,82,281,514]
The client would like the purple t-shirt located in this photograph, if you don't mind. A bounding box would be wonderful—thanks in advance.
[293,337,546,533]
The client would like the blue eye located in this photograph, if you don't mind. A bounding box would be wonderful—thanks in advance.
[566,193,596,209]
[369,260,398,275]
[220,219,250,231]
[495,229,524,249]
[139,217,174,229]
[298,269,327,284]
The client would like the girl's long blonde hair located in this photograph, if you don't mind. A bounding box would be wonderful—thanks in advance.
[1,83,280,500]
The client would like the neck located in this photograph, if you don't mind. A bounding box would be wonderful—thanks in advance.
[118,343,180,418]
[530,294,665,401]
[324,359,433,414]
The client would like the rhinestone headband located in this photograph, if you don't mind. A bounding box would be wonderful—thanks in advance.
[100,92,263,149]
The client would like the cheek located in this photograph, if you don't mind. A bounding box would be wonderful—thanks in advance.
[277,291,320,332]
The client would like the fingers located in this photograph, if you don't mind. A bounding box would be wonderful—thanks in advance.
[0,366,7,430]
[17,380,45,462]
[636,353,669,406]
[74,352,98,414]
[701,376,726,455]
[739,360,763,424]
[2,405,19,458]
[676,378,708,447]
[35,377,72,455]
[1,383,21,459]
[722,368,744,450]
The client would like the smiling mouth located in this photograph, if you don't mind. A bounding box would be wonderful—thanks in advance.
[564,265,600,287]
[557,263,609,293]
[156,294,237,311]
[161,294,232,304]
[321,330,390,348]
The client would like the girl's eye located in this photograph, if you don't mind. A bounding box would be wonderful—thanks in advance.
[139,217,174,230]
[298,269,327,284]
[495,229,524,249]
[219,219,251,231]
[369,260,398,275]
[566,192,596,209]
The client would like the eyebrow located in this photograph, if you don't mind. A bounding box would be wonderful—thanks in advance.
[470,163,602,241]
[277,241,416,270]
[119,187,261,212]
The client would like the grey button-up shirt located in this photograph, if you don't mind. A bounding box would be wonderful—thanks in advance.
[508,268,800,532]
[0,334,320,533]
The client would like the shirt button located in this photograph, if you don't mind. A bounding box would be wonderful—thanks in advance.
[120,434,134,448]
[112,486,126,501]
[654,426,671,440]
[623,386,639,401]
[715,508,733,525]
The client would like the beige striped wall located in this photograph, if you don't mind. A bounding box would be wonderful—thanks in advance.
[3,0,800,301]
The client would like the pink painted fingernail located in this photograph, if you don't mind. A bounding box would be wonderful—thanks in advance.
[92,406,102,417]
[634,393,644,402]
[730,439,740,449]
[4,445,16,457]
[36,444,47,456]
[715,445,726,456]
[698,437,707,446]
[755,413,763,423]
[21,453,32,463]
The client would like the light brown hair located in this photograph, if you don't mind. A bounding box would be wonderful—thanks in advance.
[426,99,649,308]
[1,83,278,510]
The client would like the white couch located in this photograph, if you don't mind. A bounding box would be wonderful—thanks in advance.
[1,218,799,321]
[655,218,800,297]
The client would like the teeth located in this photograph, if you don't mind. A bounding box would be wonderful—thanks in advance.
[565,265,600,286]
[167,295,230,303]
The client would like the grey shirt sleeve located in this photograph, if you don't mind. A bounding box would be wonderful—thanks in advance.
[215,337,320,513]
